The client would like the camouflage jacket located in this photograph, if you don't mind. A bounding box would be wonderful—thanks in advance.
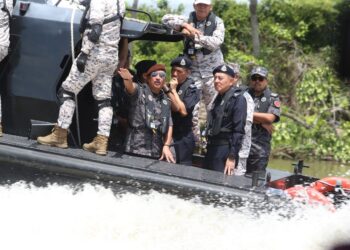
[162,12,225,78]
[0,0,13,48]
[81,0,125,55]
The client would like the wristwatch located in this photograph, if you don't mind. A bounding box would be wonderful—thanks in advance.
[163,85,171,94]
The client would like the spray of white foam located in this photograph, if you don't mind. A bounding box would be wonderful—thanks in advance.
[0,182,349,250]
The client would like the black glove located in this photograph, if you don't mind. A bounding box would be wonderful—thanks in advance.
[76,52,88,73]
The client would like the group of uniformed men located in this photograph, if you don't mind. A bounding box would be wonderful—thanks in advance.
[0,0,281,176]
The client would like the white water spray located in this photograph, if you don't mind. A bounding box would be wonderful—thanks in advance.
[0,182,349,250]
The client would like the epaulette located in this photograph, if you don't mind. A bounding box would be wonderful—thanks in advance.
[270,92,279,98]
[233,88,244,97]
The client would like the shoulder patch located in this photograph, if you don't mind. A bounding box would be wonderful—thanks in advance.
[273,100,281,108]
[270,92,279,98]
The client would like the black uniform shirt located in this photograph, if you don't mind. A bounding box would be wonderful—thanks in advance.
[172,78,200,138]
[210,88,247,157]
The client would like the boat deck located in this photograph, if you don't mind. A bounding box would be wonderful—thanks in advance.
[0,133,291,201]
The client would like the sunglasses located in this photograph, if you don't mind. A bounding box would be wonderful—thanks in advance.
[251,75,265,81]
[150,71,166,79]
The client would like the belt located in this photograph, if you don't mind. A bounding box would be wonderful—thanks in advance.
[207,138,230,146]
[86,14,121,28]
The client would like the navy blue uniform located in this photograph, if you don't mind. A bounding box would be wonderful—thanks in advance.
[246,87,281,173]
[204,86,247,172]
[172,78,200,165]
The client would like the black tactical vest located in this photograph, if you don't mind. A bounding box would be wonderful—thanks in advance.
[143,85,170,135]
[248,88,278,113]
[184,11,217,56]
[79,0,123,34]
[206,87,243,137]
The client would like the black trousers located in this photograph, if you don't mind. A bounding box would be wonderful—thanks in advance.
[203,144,230,172]
[246,156,269,174]
[173,132,195,166]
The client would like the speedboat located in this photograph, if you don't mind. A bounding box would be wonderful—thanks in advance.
[0,1,349,210]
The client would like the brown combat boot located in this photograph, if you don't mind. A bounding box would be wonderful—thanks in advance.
[0,123,2,137]
[83,134,108,156]
[37,125,68,148]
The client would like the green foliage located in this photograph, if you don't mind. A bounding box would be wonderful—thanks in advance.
[127,0,185,74]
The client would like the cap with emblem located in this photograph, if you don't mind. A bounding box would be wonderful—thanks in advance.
[250,66,268,78]
[170,56,192,69]
[194,0,211,5]
[213,64,237,77]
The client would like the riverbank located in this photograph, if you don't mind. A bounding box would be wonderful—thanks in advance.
[269,158,350,179]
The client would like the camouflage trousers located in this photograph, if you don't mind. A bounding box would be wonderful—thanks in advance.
[191,75,217,143]
[0,45,8,62]
[0,45,9,122]
[58,48,118,137]
[235,120,253,175]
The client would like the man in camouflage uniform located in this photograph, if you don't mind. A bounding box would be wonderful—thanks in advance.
[230,63,255,176]
[0,0,13,136]
[162,0,225,145]
[38,0,125,156]
[247,66,281,174]
[118,64,175,163]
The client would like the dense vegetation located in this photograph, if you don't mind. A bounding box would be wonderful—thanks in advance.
[127,0,350,163]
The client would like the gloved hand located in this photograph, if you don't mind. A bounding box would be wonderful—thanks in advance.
[76,52,88,73]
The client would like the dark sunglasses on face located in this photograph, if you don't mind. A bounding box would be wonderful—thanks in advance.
[150,71,166,79]
[251,75,265,81]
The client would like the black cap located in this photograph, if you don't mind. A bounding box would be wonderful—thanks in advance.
[170,56,192,69]
[250,66,268,78]
[135,60,157,75]
[213,64,237,77]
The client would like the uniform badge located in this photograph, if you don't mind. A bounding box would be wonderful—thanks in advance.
[148,95,153,101]
[274,100,281,108]
[261,97,267,102]
[178,90,183,95]
[188,48,195,55]
[206,21,212,27]
[221,65,227,72]
[180,59,186,66]
[163,100,168,105]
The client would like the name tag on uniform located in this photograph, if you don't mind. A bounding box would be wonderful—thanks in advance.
[150,122,156,129]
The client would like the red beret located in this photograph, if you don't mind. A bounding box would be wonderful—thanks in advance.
[146,64,166,76]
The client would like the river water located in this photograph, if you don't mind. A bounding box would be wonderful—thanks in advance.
[269,158,350,178]
[0,180,350,249]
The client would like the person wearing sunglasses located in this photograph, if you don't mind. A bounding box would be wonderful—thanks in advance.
[118,64,175,163]
[203,64,247,175]
[0,0,13,136]
[246,66,281,175]
[163,56,200,166]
